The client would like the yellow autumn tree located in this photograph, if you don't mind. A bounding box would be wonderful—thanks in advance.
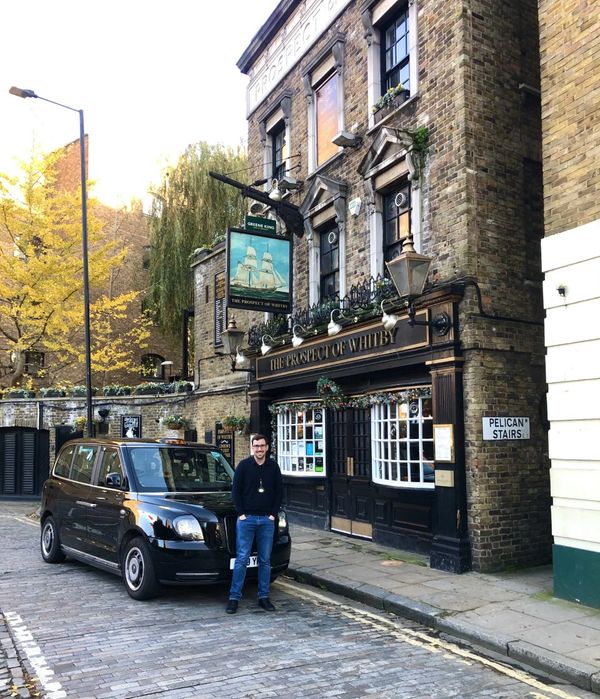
[0,149,151,388]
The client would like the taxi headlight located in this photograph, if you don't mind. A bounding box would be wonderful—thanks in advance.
[173,516,204,541]
[277,510,288,531]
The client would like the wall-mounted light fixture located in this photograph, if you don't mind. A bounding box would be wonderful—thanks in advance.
[292,324,306,348]
[261,334,276,355]
[328,308,347,337]
[217,317,255,373]
[380,300,399,332]
[385,236,452,337]
[269,175,304,202]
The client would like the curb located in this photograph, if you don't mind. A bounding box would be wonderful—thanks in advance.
[284,565,600,695]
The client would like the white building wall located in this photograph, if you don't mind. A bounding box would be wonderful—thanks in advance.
[542,219,600,555]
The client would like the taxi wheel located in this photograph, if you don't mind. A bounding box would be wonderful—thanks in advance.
[40,516,66,564]
[122,537,160,600]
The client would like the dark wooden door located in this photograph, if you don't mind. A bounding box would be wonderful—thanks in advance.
[329,407,373,538]
[0,427,49,497]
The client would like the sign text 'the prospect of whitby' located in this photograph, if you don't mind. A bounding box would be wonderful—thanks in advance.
[246,0,352,114]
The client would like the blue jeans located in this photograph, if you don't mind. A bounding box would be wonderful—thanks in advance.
[229,515,275,600]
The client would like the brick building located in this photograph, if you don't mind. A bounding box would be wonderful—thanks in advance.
[194,0,549,573]
[539,0,600,606]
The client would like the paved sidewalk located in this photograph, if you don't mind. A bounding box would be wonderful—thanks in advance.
[285,524,600,695]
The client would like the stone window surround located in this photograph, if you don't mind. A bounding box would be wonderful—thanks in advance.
[362,0,419,129]
[359,126,421,278]
[299,174,348,306]
[257,90,293,187]
[302,34,346,174]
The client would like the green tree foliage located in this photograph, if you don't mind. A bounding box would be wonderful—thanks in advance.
[148,142,247,337]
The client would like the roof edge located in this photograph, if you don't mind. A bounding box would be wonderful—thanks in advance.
[237,0,300,74]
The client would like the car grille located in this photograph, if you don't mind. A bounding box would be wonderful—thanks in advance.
[220,515,260,555]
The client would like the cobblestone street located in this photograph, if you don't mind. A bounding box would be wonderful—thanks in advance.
[1,502,595,699]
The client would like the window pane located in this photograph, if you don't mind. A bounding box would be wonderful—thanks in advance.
[316,73,339,166]
[72,446,97,484]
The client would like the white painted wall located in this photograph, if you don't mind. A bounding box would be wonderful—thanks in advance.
[542,218,600,554]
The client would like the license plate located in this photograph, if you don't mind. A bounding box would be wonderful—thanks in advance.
[230,555,258,570]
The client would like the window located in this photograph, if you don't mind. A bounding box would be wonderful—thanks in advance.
[97,448,124,488]
[270,120,288,181]
[381,6,410,95]
[371,393,434,488]
[320,228,340,302]
[54,445,75,478]
[71,445,98,484]
[383,183,411,264]
[304,37,345,171]
[363,0,417,125]
[24,351,45,377]
[140,353,165,380]
[276,407,326,476]
[315,72,340,167]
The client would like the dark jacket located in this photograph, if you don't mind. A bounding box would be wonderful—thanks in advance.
[232,456,283,517]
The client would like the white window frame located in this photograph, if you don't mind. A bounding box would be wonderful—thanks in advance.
[371,393,434,489]
[276,406,327,477]
[364,0,419,129]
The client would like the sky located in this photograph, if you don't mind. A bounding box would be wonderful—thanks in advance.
[1,0,280,209]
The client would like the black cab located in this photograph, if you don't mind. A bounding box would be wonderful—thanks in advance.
[40,438,291,599]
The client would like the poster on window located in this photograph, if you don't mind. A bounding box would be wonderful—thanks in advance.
[226,227,292,314]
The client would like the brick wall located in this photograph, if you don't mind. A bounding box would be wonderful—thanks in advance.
[538,0,600,236]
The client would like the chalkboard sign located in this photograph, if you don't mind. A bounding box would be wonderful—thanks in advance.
[215,422,234,467]
[121,415,142,438]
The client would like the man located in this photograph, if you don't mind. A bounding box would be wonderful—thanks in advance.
[226,434,283,614]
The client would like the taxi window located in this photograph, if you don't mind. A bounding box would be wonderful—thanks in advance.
[96,448,124,488]
[70,445,98,484]
[54,445,75,477]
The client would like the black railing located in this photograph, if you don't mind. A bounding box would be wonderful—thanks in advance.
[247,274,398,348]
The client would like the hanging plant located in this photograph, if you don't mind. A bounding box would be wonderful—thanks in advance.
[162,414,188,430]
[222,415,249,434]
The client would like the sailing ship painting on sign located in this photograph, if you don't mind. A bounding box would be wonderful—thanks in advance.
[226,227,292,313]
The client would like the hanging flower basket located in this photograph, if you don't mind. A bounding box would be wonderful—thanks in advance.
[222,416,249,434]
[162,414,188,430]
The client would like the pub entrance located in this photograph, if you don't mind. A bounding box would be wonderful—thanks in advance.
[329,406,373,539]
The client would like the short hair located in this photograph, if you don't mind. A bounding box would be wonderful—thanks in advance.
[251,433,269,446]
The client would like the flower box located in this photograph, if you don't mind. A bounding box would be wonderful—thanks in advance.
[373,90,410,124]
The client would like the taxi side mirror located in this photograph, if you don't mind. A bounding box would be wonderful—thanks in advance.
[106,472,122,488]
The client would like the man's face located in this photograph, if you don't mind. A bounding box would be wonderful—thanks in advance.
[252,440,268,460]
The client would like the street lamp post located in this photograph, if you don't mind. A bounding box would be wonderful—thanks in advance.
[9,86,94,437]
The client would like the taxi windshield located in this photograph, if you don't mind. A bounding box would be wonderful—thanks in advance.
[128,446,234,492]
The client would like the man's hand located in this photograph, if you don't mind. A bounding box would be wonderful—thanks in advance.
[239,514,247,520]
[268,515,275,521]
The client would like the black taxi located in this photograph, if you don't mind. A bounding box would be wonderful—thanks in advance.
[40,438,291,600]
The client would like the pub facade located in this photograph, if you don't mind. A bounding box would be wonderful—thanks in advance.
[194,0,550,574]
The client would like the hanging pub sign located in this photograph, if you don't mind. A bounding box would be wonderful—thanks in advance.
[226,226,292,314]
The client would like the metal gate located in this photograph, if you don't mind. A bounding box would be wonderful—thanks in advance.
[0,427,49,497]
